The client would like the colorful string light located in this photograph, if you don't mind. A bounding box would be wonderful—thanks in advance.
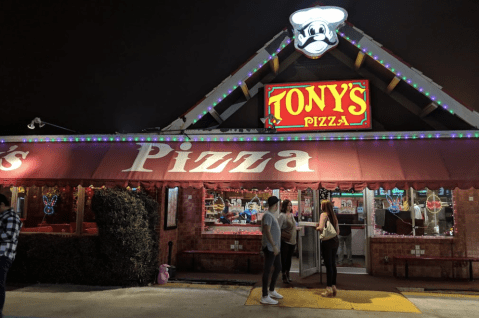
[194,36,294,123]
[1,130,479,144]
[335,29,453,114]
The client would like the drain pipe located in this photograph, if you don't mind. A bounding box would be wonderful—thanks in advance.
[167,241,177,279]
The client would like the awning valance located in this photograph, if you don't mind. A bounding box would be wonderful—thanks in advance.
[1,139,479,190]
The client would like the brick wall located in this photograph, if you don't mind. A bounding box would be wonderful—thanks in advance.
[370,189,479,278]
[457,188,479,276]
[174,187,263,272]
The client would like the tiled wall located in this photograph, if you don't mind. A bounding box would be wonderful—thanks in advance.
[370,189,478,278]
[458,188,479,274]
[174,187,263,272]
[162,187,479,276]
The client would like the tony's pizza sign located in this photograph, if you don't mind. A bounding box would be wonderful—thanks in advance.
[264,80,371,132]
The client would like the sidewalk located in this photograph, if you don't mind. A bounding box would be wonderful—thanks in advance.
[4,277,479,318]
[4,269,479,318]
[172,270,479,293]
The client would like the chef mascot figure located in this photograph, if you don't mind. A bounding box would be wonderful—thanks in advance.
[290,6,348,59]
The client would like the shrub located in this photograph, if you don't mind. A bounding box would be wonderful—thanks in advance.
[8,188,159,287]
[91,188,159,286]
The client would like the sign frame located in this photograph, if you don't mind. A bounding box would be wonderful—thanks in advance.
[264,79,372,132]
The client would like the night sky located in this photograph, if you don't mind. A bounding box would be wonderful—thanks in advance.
[2,0,478,136]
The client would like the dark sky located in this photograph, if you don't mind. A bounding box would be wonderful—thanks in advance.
[2,0,478,136]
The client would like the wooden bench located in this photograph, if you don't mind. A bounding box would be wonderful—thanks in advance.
[393,256,479,281]
[21,226,53,233]
[183,250,260,273]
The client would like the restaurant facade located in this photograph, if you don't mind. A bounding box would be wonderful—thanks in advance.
[2,6,479,280]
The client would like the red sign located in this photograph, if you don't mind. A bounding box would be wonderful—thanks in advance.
[264,80,371,132]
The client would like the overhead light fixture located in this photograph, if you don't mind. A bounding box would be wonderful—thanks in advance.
[27,117,45,129]
[260,114,282,125]
[261,114,282,133]
[27,117,77,133]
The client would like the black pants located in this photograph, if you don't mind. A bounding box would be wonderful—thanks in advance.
[280,241,295,274]
[0,256,13,318]
[262,247,282,297]
[321,237,339,287]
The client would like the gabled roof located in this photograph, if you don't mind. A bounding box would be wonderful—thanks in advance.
[162,13,479,134]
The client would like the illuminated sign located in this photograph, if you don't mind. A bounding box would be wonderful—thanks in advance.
[290,6,347,59]
[264,80,371,132]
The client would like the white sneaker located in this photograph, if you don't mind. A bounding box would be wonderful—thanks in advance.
[268,290,283,299]
[260,295,278,305]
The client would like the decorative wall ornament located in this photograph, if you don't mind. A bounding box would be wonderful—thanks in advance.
[43,195,58,215]
[290,6,347,59]
[426,192,443,214]
[386,193,403,214]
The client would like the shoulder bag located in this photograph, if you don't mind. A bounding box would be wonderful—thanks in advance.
[320,219,337,241]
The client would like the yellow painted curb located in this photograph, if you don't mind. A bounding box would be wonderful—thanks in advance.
[154,282,252,291]
[246,288,421,313]
[403,292,479,299]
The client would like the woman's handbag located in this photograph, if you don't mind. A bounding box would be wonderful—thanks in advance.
[281,228,292,241]
[320,220,337,241]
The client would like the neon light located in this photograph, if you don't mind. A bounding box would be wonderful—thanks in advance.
[43,195,58,215]
[386,193,402,214]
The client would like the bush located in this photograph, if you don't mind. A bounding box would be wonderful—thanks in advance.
[8,188,159,287]
[91,188,159,286]
[8,234,103,285]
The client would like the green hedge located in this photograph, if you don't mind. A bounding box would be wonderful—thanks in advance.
[8,188,159,287]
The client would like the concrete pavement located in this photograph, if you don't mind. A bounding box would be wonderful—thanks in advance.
[4,282,479,318]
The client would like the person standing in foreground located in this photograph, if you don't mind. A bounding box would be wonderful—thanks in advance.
[278,199,297,284]
[0,194,22,318]
[316,200,339,297]
[260,196,283,305]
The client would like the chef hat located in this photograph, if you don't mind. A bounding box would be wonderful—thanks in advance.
[290,6,347,30]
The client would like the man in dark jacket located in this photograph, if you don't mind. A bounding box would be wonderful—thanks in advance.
[0,194,22,318]
[337,215,353,266]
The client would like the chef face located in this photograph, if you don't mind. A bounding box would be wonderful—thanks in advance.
[297,20,337,54]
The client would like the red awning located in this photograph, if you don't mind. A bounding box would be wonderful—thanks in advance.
[1,139,479,190]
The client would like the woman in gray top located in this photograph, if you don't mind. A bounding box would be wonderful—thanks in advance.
[278,199,297,284]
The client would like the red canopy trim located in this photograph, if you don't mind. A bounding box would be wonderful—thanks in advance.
[1,139,479,190]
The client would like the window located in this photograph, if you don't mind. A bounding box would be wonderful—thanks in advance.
[18,186,77,234]
[373,187,454,237]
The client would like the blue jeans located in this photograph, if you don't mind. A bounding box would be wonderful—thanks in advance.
[0,256,13,318]
[338,234,352,263]
[262,247,281,297]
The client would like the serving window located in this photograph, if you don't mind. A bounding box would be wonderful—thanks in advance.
[201,188,318,235]
[202,189,269,235]
[373,187,454,237]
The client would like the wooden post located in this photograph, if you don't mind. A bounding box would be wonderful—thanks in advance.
[240,82,251,100]
[386,77,401,94]
[76,186,85,235]
[354,51,366,70]
[10,187,18,212]
[419,103,438,118]
[269,56,279,75]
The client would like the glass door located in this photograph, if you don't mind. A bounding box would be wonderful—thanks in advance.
[331,190,368,274]
[298,189,320,278]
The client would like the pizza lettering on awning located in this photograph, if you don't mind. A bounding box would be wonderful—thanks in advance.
[1,140,479,190]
